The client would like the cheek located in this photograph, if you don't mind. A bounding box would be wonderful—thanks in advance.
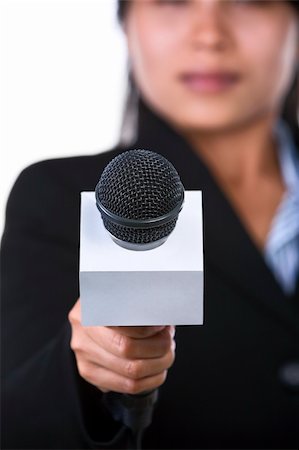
[129,24,181,89]
[240,20,297,84]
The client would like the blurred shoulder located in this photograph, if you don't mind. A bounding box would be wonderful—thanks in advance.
[13,147,123,190]
[9,147,127,199]
[4,147,124,226]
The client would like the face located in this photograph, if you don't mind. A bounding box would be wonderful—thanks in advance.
[124,0,299,134]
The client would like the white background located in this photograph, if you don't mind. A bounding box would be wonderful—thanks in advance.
[0,0,127,235]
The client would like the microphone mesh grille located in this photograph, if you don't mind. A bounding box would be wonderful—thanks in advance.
[102,218,177,245]
[96,149,184,244]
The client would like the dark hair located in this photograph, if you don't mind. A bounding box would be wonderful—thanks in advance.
[117,0,129,22]
[117,0,298,144]
[117,0,299,21]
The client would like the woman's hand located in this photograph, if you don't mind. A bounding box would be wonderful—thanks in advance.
[68,298,176,394]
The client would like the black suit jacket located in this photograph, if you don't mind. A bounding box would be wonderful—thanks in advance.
[1,100,299,449]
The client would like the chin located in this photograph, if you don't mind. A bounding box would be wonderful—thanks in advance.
[154,96,254,134]
[173,113,243,134]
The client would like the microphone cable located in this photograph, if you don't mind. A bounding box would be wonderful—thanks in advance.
[103,390,158,449]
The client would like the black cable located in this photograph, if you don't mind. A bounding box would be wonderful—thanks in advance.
[135,428,144,450]
[127,427,144,450]
[103,390,158,449]
[98,425,128,449]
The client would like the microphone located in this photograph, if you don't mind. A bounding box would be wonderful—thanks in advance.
[94,149,184,448]
[95,149,185,251]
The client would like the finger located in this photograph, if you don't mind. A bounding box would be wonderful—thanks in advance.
[169,325,176,338]
[108,326,166,339]
[83,340,176,380]
[68,298,82,325]
[78,362,169,395]
[72,323,175,382]
[86,325,173,359]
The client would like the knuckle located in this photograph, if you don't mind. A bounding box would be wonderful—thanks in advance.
[114,333,131,358]
[70,332,86,355]
[125,360,143,379]
[68,302,83,333]
[134,327,151,338]
[68,309,75,325]
[168,343,176,366]
[123,378,141,395]
[68,301,79,324]
[157,370,168,387]
[70,334,79,352]
[161,334,172,354]
[112,331,123,351]
[77,361,92,381]
[168,354,175,369]
[70,336,75,352]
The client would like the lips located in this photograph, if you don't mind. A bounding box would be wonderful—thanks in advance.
[180,72,240,93]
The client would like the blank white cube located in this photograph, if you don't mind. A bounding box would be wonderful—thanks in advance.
[79,191,204,326]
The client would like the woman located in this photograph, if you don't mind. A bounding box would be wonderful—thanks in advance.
[1,1,298,448]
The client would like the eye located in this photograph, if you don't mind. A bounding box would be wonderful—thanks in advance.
[154,0,189,6]
[229,0,271,6]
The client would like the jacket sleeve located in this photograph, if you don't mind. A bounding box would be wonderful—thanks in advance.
[1,162,128,449]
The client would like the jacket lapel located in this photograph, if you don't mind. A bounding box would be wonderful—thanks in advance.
[133,99,299,336]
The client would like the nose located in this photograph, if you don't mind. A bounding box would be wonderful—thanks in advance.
[190,1,230,52]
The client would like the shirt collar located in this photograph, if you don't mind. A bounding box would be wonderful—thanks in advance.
[274,120,299,196]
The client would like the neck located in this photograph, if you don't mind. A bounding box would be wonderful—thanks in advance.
[183,115,281,187]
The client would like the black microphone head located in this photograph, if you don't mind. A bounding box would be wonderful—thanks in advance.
[95,149,184,250]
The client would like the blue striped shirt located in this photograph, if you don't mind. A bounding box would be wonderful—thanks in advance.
[264,121,299,295]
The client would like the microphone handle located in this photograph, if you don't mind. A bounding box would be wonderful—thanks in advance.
[103,389,158,436]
